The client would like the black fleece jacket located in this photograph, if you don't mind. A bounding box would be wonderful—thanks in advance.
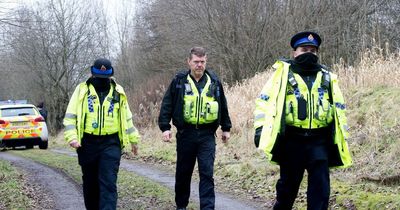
[158,69,232,132]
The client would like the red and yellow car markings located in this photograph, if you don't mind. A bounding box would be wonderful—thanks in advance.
[0,116,43,140]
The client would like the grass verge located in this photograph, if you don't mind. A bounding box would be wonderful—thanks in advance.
[0,159,33,209]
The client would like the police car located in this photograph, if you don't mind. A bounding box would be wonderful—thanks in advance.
[0,100,48,149]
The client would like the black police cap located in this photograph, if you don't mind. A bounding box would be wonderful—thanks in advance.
[93,58,112,70]
[91,58,114,78]
[290,31,322,50]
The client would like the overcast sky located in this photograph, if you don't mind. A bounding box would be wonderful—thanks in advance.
[0,0,136,21]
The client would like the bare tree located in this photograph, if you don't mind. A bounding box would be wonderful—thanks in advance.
[4,0,110,133]
[130,0,400,85]
[112,0,138,93]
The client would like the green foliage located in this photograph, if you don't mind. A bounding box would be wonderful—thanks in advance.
[0,160,33,209]
[346,86,400,177]
[332,182,400,209]
[116,171,177,209]
[348,86,400,128]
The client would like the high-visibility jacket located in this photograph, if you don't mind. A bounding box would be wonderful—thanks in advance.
[158,69,232,132]
[254,60,352,168]
[284,70,334,128]
[63,79,140,148]
[183,74,219,124]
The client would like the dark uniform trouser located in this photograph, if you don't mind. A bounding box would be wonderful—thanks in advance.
[77,133,121,210]
[175,128,216,210]
[274,133,330,210]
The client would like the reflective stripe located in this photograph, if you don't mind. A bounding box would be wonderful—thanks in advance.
[255,113,265,121]
[108,101,115,113]
[65,113,77,119]
[88,95,95,112]
[65,125,76,131]
[126,127,136,134]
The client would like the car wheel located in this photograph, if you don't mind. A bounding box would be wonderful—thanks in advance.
[39,141,48,149]
[26,144,34,149]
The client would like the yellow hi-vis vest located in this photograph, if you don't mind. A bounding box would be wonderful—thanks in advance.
[183,74,219,125]
[83,84,120,135]
[254,60,352,168]
[63,81,140,148]
[285,71,334,128]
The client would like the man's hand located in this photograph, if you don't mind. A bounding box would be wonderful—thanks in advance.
[131,144,138,156]
[162,130,172,143]
[69,140,81,148]
[221,131,230,144]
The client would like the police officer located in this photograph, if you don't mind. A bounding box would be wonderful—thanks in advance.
[158,47,232,210]
[254,32,352,210]
[63,58,140,210]
[36,102,48,122]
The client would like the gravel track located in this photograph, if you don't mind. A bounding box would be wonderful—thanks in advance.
[0,151,85,210]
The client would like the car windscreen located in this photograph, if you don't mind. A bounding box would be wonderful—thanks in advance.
[1,107,36,117]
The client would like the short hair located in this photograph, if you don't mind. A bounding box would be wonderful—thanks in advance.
[189,47,207,59]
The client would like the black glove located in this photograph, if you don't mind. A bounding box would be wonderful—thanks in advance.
[254,126,263,148]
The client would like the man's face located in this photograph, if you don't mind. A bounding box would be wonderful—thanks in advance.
[293,45,318,58]
[188,54,207,78]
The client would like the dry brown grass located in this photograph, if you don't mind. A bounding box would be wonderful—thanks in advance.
[336,47,400,91]
[129,73,171,128]
[333,49,400,181]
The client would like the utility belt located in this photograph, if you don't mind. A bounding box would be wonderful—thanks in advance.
[285,125,330,137]
[83,132,119,140]
[182,122,216,130]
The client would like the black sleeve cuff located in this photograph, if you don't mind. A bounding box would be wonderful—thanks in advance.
[159,124,171,132]
[254,126,263,148]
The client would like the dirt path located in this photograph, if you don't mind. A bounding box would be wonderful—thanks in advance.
[52,149,261,210]
[0,151,85,210]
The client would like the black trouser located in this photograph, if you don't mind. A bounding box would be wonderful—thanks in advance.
[274,132,330,210]
[77,133,121,210]
[175,128,216,210]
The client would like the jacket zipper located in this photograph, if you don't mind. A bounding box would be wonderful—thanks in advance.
[310,93,314,129]
[200,96,204,124]
[102,107,105,129]
[98,105,102,135]
[304,75,314,130]
[196,96,202,128]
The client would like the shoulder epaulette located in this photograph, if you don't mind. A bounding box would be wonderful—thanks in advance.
[319,65,331,91]
[175,69,189,79]
[205,69,220,82]
[278,57,292,63]
[319,64,331,72]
